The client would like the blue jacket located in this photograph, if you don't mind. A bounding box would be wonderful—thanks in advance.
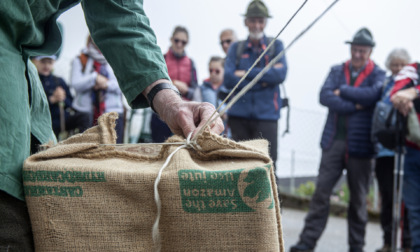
[222,35,287,120]
[39,74,73,134]
[319,62,385,158]
[376,75,395,158]
[200,81,222,107]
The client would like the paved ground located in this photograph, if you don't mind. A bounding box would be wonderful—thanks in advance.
[281,207,383,252]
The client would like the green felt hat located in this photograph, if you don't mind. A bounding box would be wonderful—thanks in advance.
[244,0,271,18]
[346,28,375,47]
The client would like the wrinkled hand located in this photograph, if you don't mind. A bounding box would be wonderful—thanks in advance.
[172,80,189,96]
[153,89,224,137]
[391,88,417,116]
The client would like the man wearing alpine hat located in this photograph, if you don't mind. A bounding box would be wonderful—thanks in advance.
[222,0,287,177]
[290,28,385,252]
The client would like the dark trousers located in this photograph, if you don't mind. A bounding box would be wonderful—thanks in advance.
[151,113,172,143]
[228,116,278,167]
[52,110,92,138]
[403,146,420,252]
[299,140,372,250]
[375,156,411,248]
[0,190,34,252]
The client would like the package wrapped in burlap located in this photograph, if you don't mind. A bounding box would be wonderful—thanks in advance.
[23,112,283,251]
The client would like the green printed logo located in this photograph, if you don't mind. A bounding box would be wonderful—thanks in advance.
[178,165,273,213]
[23,170,106,198]
[24,185,83,197]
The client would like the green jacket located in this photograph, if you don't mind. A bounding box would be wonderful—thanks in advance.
[0,0,169,200]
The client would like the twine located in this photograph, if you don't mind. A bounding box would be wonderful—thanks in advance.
[152,132,198,252]
[96,1,340,249]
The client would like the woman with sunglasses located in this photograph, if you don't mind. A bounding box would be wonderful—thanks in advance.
[200,56,230,137]
[200,56,225,107]
[151,26,199,142]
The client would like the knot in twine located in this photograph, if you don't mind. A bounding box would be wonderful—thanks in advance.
[152,132,199,252]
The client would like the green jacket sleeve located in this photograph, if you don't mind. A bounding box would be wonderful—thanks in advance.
[81,0,170,108]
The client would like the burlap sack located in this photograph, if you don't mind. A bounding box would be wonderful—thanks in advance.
[23,112,283,251]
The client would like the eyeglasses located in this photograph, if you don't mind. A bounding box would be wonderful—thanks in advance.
[220,39,232,46]
[209,68,221,74]
[174,38,187,46]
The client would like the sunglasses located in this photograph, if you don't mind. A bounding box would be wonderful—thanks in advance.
[220,39,232,46]
[174,38,187,46]
[209,68,221,74]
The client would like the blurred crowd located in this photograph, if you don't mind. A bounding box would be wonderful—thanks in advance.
[29,1,420,252]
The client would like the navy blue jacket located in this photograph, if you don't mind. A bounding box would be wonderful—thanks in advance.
[222,35,287,120]
[39,74,73,134]
[319,62,385,158]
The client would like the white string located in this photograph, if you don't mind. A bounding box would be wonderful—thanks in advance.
[152,132,196,252]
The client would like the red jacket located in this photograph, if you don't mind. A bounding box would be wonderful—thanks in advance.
[164,49,198,100]
[391,63,420,149]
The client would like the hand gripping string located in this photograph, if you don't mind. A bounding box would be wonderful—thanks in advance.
[194,0,340,140]
[152,132,196,252]
[192,0,308,142]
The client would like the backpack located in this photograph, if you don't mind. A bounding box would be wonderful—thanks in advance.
[371,64,420,149]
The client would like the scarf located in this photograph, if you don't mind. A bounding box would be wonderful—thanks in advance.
[343,59,374,87]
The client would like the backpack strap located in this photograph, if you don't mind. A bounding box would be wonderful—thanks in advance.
[265,37,276,59]
[235,41,246,67]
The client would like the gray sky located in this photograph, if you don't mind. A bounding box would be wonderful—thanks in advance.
[56,0,420,176]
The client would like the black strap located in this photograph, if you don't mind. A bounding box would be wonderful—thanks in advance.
[146,83,181,113]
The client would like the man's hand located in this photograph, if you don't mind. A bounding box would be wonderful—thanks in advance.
[333,89,340,96]
[274,63,283,69]
[391,87,417,116]
[234,70,246,78]
[143,80,224,138]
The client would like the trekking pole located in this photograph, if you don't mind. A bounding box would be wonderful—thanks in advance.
[58,101,67,141]
[391,112,406,252]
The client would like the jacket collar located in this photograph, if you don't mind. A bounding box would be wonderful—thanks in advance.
[245,35,267,50]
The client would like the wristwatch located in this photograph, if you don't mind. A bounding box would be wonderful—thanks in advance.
[147,82,181,113]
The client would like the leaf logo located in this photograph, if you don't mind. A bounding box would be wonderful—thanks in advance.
[237,166,273,211]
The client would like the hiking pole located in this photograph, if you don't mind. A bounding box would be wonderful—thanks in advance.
[281,83,290,137]
[58,101,67,141]
[391,112,406,252]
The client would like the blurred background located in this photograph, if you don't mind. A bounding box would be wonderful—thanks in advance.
[55,0,420,178]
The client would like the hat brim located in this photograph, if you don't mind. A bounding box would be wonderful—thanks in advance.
[345,41,375,47]
[242,14,272,18]
[34,55,57,61]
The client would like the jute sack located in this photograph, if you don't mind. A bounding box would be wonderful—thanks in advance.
[23,112,283,251]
